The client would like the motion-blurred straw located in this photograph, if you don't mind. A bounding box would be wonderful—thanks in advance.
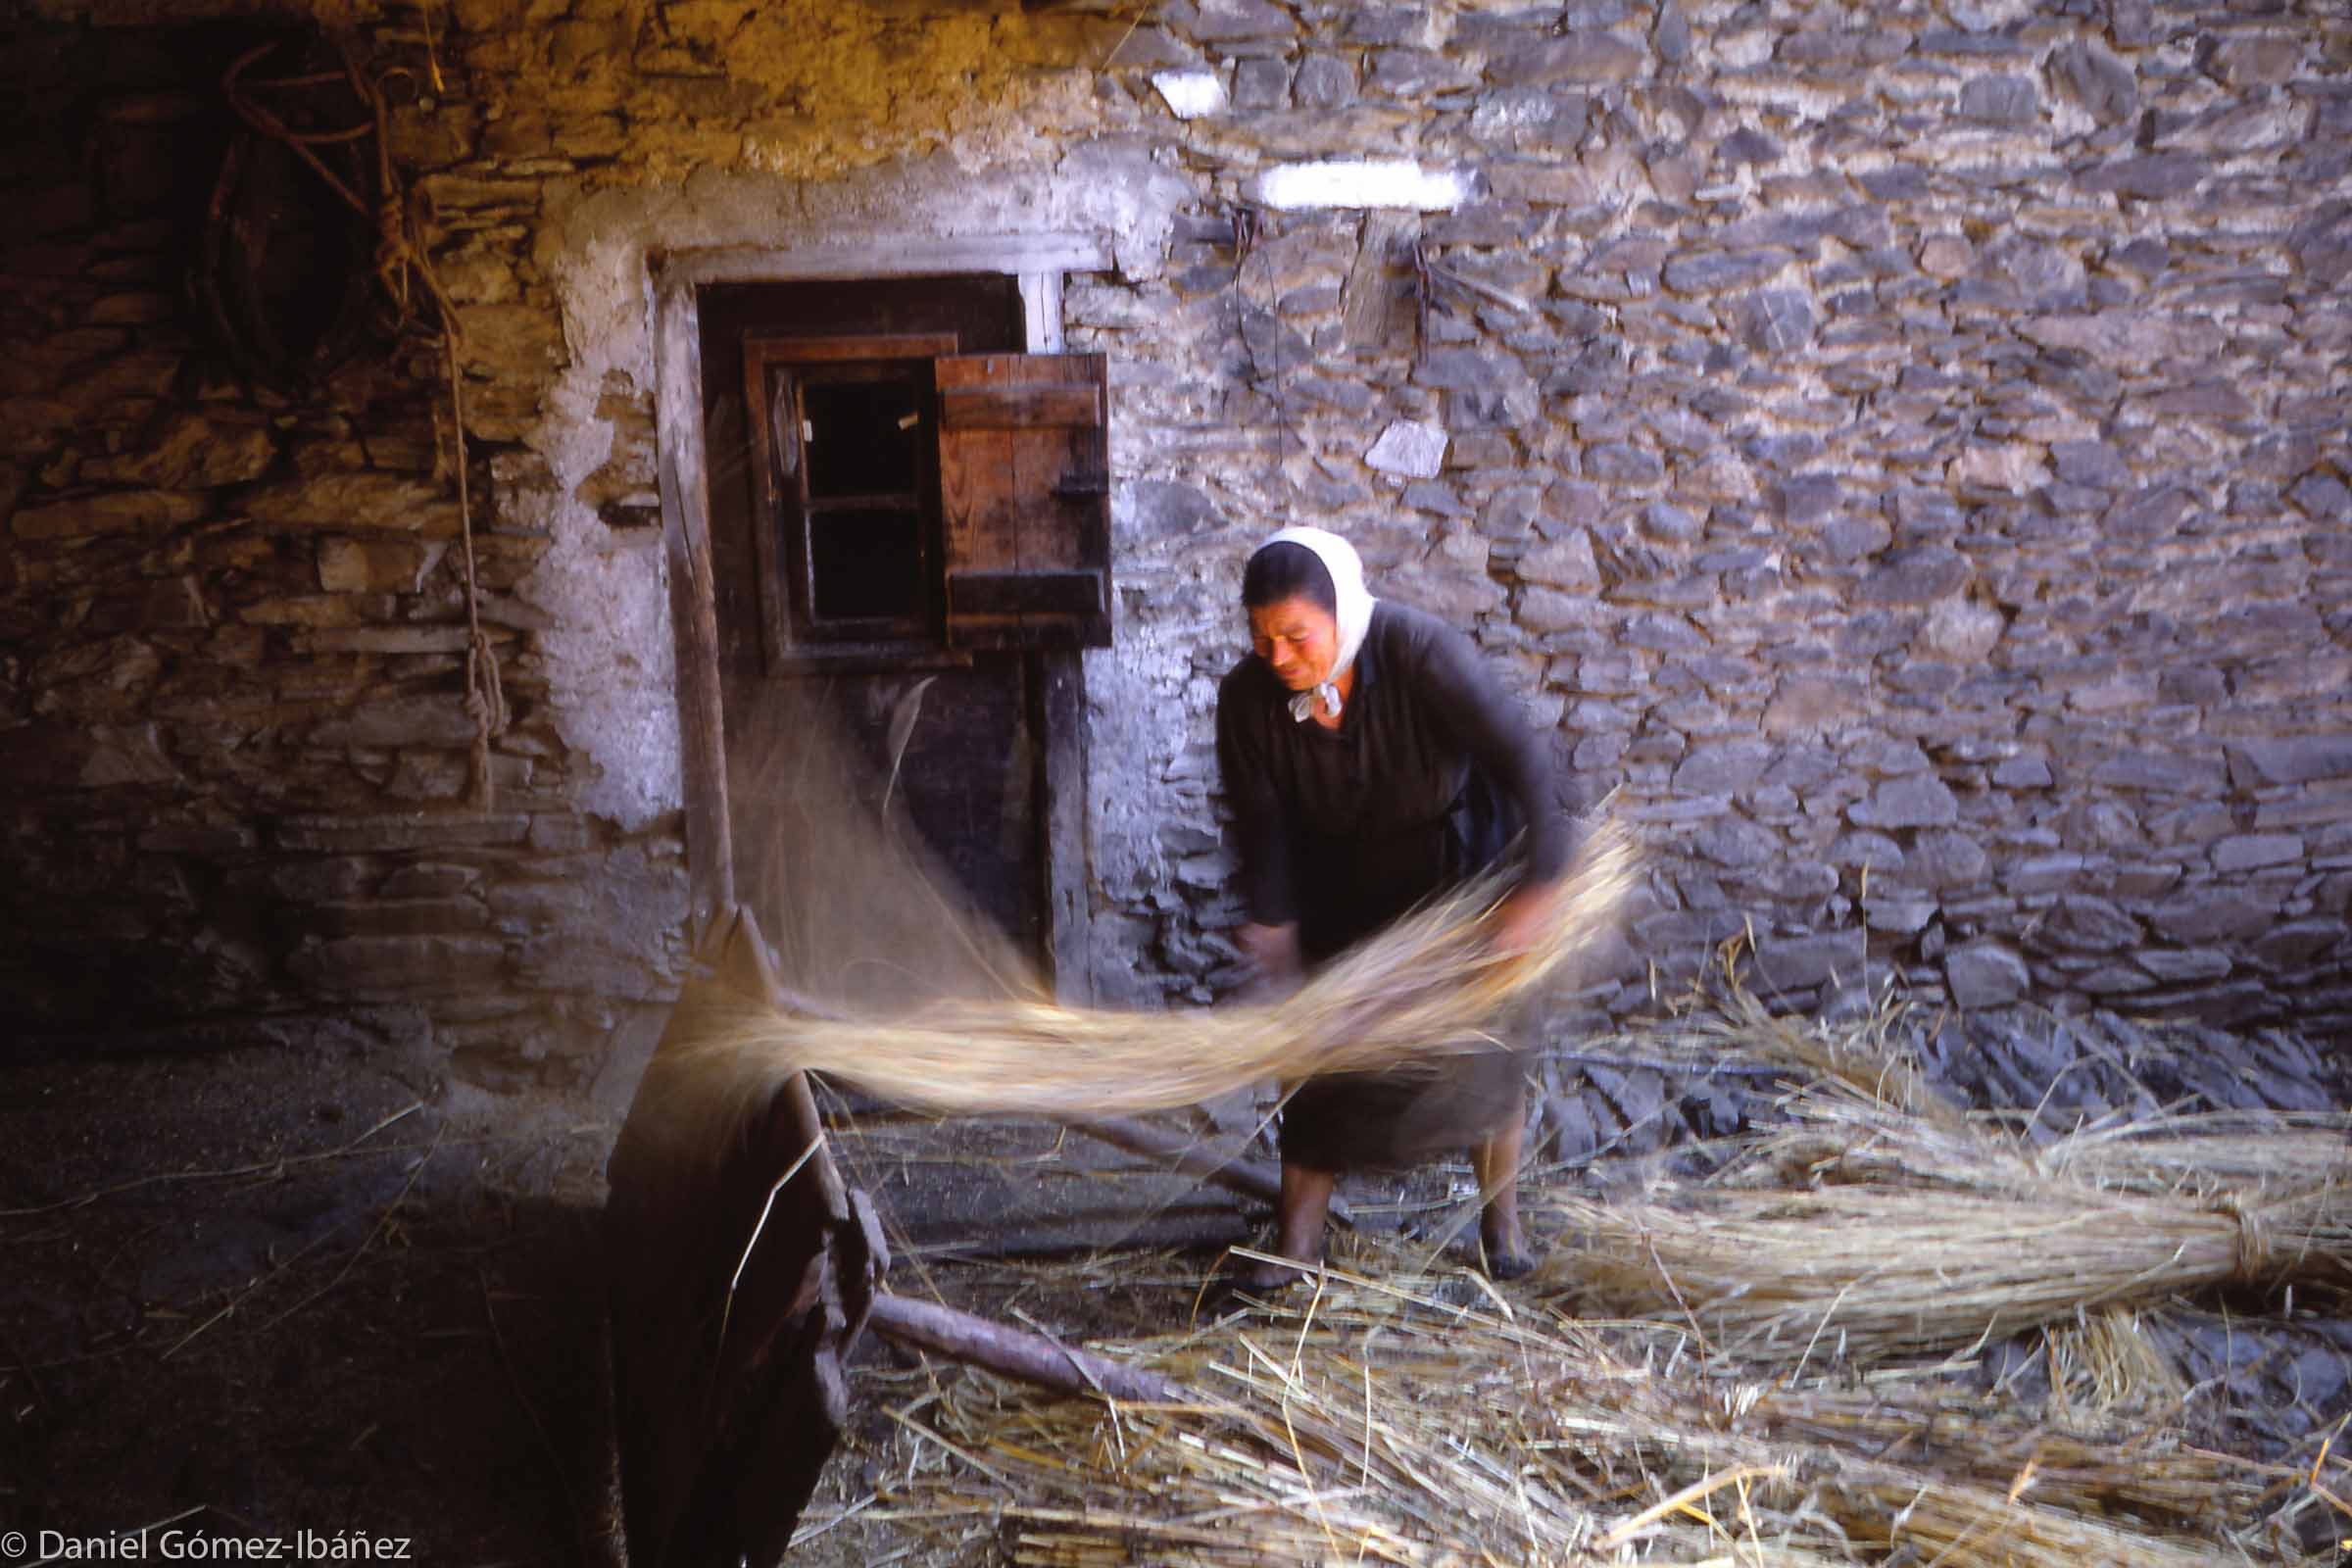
[630,814,1638,1164]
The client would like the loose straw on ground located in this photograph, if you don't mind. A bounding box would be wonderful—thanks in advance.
[805,1247,2271,1568]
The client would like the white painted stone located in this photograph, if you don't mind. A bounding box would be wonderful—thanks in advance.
[1946,441,2049,492]
[1152,69,1227,120]
[1248,160,1472,212]
[1919,597,2004,662]
[1364,419,1449,477]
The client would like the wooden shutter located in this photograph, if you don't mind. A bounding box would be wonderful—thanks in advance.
[935,352,1111,649]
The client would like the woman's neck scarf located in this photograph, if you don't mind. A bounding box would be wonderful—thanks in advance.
[1254,525,1377,723]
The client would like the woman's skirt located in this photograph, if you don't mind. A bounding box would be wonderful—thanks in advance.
[1279,802,1527,1173]
[1277,1048,1527,1172]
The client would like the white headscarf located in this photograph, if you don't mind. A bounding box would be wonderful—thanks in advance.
[1253,525,1377,723]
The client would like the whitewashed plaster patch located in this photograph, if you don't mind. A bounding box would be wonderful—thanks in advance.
[1247,159,1473,211]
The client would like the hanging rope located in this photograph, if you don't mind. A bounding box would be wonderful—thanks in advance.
[223,36,503,809]
[446,332,509,809]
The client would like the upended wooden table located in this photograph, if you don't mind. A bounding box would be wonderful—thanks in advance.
[605,906,1271,1568]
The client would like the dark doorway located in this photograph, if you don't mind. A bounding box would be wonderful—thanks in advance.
[697,276,1053,968]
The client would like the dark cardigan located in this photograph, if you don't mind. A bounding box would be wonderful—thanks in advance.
[1216,599,1570,959]
[1214,599,1572,1169]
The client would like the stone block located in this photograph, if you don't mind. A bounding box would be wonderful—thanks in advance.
[1774,472,1841,523]
[1862,545,1976,606]
[1365,419,1447,477]
[1748,927,1865,994]
[1629,501,1693,543]
[1946,940,2029,1008]
[305,698,481,751]
[1864,897,1937,935]
[1691,814,1779,867]
[1959,74,2039,123]
[13,489,206,541]
[2150,886,2280,943]
[138,822,259,857]
[379,862,481,899]
[2138,949,2230,983]
[288,934,507,997]
[2291,473,2352,522]
[2077,154,2204,200]
[244,473,459,535]
[1949,442,2048,493]
[2206,34,2302,88]
[2211,833,2302,873]
[318,536,444,594]
[1717,126,1783,168]
[2049,440,2130,489]
[1849,773,1960,829]
[3,718,158,792]
[1293,53,1356,109]
[2075,963,2155,996]
[1192,0,1295,41]
[1762,675,1861,737]
[275,813,531,854]
[1991,757,2052,789]
[1919,598,2003,662]
[1230,55,1292,109]
[1488,31,1646,86]
[1819,514,1892,562]
[1673,739,1774,796]
[1518,529,1599,591]
[1662,247,1794,294]
[2039,895,2141,954]
[2094,751,2228,795]
[2050,40,2135,122]
[1585,442,1662,485]
[1367,47,1476,96]
[1737,288,1814,354]
[2229,737,2352,788]
[2018,312,2224,369]
[80,412,275,490]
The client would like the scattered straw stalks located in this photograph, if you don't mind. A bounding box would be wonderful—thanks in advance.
[805,1250,2275,1567]
[635,815,1638,1150]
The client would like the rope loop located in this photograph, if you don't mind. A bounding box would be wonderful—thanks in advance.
[2215,1197,2275,1281]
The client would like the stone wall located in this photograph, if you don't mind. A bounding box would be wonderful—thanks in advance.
[3,0,2348,1083]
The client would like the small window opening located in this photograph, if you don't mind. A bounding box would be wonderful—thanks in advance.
[744,332,956,651]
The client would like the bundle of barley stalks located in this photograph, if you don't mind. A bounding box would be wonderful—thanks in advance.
[635,814,1637,1142]
[792,1250,2291,1568]
[1536,1178,2350,1362]
[1536,993,2352,1362]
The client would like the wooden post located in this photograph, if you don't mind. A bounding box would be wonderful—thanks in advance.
[1037,648,1094,1004]
[652,267,735,928]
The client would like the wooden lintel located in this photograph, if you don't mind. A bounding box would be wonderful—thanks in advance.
[655,234,1111,289]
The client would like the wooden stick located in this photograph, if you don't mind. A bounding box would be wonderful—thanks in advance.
[865,1292,1186,1405]
[1069,1115,1305,1214]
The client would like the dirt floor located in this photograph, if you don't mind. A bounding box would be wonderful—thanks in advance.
[0,1028,1448,1565]
[4,1010,2348,1565]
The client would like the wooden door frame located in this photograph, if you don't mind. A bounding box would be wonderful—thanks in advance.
[650,236,1110,1002]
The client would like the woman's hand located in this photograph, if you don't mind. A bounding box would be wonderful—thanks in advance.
[1487,881,1560,956]
[1237,921,1302,993]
